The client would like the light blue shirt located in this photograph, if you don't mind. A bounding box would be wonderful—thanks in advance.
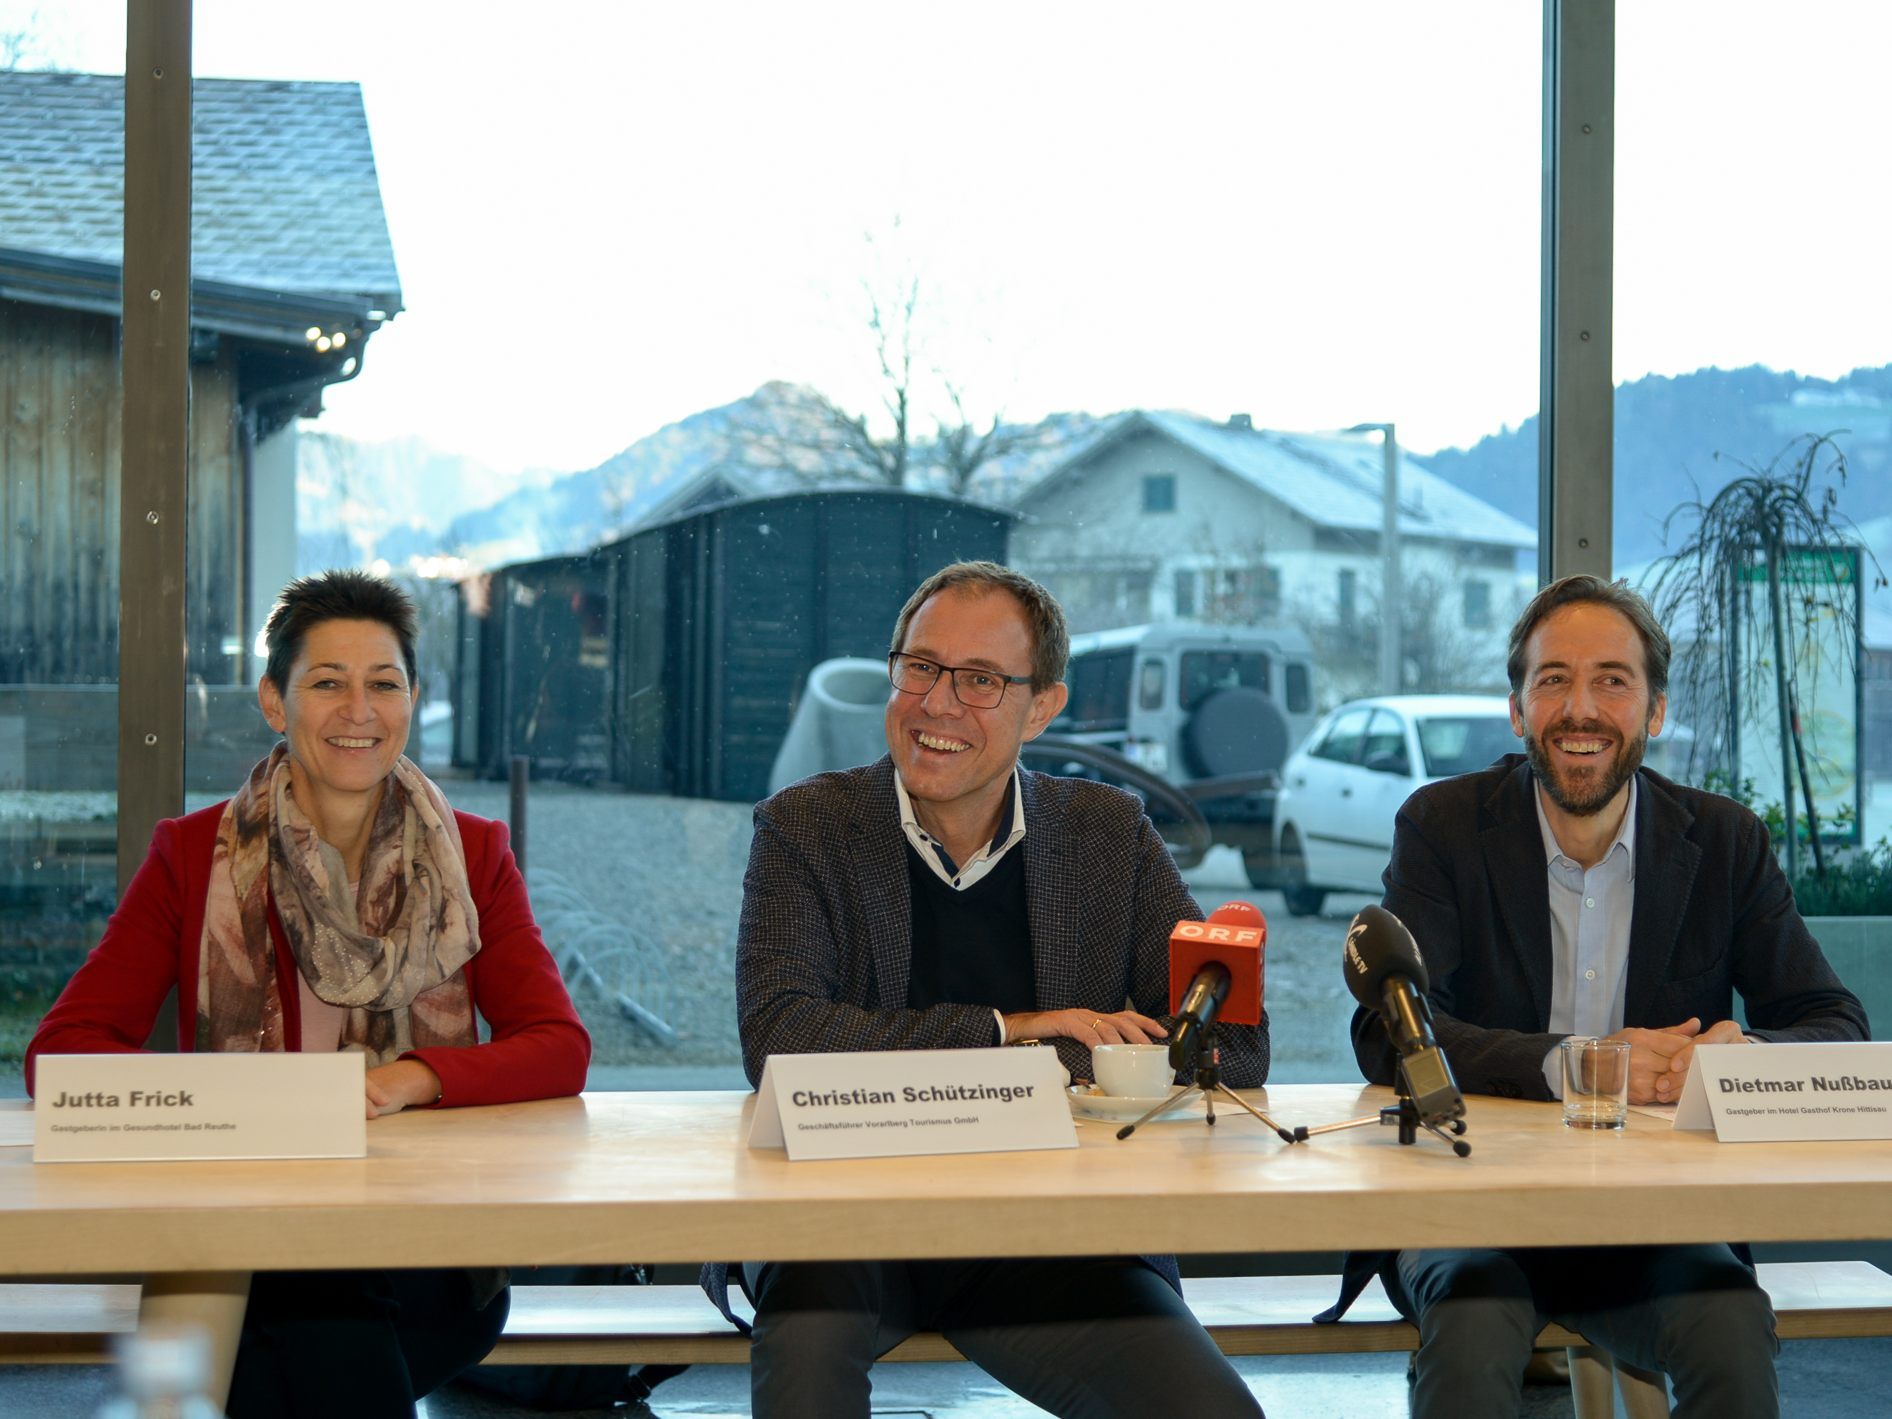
[1537,777,1637,1097]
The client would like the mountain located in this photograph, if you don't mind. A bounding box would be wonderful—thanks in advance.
[295,432,555,572]
[426,381,881,566]
[351,381,1105,570]
[1422,364,1892,566]
[300,364,1892,579]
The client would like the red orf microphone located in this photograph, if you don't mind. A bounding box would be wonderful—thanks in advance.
[1166,901,1265,1071]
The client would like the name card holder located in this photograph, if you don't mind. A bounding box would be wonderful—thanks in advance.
[35,1053,367,1163]
[749,1047,1076,1161]
[1673,1042,1892,1142]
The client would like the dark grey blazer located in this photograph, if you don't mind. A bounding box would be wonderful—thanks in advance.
[705,755,1271,1326]
[1351,754,1868,1099]
[736,755,1269,1090]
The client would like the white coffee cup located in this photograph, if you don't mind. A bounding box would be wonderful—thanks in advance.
[1092,1043,1176,1098]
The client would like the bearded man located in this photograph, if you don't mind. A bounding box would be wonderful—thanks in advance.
[1341,574,1866,1419]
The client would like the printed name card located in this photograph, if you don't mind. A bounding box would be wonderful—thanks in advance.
[749,1047,1076,1161]
[35,1053,368,1163]
[1673,1042,1892,1142]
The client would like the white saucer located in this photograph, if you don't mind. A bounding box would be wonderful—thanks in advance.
[1066,1084,1208,1124]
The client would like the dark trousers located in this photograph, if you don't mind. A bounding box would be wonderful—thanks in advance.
[1389,1244,1779,1419]
[225,1269,509,1419]
[741,1256,1265,1419]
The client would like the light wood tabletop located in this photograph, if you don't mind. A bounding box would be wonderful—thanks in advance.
[5,1083,1891,1275]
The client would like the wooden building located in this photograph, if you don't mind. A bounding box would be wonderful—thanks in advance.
[0,71,403,701]
[457,489,1013,803]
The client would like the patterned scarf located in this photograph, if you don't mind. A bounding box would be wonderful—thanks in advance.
[197,743,481,1064]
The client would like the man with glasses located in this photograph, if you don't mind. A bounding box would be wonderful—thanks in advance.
[706,561,1267,1419]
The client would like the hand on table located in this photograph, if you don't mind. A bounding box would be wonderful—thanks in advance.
[1001,1008,1167,1049]
[1608,1018,1748,1103]
[365,1059,443,1119]
[1653,1018,1750,1102]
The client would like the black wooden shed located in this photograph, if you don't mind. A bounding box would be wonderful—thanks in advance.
[456,488,1012,803]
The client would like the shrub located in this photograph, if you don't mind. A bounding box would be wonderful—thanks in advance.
[1791,837,1892,917]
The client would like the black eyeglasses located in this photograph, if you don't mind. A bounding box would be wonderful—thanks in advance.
[888,652,1034,709]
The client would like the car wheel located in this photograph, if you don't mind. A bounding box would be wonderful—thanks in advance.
[1277,828,1326,918]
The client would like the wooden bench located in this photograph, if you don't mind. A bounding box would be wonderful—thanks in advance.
[6,1262,1890,1415]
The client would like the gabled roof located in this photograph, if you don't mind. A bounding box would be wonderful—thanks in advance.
[0,71,401,335]
[1016,408,1537,551]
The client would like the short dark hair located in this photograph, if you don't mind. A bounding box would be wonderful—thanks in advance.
[1506,574,1670,701]
[263,570,419,692]
[889,561,1069,691]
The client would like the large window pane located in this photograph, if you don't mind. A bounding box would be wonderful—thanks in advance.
[30,2,1543,1091]
[1614,2,1892,1034]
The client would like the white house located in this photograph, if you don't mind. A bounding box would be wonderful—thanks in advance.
[983,409,1537,696]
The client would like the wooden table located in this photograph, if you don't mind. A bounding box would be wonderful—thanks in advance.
[6,1084,1891,1399]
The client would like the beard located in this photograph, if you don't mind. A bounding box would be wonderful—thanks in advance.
[1523,717,1649,816]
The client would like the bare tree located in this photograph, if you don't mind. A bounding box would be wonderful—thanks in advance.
[1,9,59,70]
[1292,563,1514,706]
[933,379,1062,497]
[1647,433,1886,879]
[734,221,1038,496]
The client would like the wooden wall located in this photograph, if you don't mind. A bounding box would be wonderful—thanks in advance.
[0,299,245,686]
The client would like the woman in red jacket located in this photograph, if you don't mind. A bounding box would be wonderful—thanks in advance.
[28,569,591,1419]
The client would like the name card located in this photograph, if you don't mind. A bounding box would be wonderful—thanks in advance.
[749,1047,1076,1161]
[35,1053,367,1163]
[1673,1042,1892,1142]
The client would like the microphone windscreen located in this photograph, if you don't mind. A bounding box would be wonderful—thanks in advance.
[1209,900,1265,929]
[1342,905,1429,1006]
[1168,908,1265,1027]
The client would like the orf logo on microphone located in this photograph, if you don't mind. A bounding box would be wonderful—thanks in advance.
[1173,920,1263,950]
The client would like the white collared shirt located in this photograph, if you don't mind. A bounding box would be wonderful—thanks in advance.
[894,765,1027,891]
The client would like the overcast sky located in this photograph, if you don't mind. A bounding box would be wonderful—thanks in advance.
[7,1,1889,476]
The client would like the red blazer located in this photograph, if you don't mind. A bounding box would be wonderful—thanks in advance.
[26,802,591,1106]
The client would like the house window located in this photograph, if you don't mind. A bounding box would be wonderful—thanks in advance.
[1338,567,1358,632]
[1256,566,1282,622]
[1463,579,1492,630]
[1142,474,1177,513]
[1173,568,1196,618]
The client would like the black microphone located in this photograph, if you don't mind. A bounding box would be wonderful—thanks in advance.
[1343,906,1466,1129]
[1169,961,1231,1072]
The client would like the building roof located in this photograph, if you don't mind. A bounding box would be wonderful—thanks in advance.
[0,70,401,325]
[1014,409,1538,551]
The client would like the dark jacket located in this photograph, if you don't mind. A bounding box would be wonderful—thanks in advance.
[1351,755,1867,1097]
[1320,755,1866,1325]
[706,755,1271,1325]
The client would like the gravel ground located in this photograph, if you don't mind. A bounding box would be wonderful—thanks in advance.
[442,778,1377,1089]
[445,777,753,1075]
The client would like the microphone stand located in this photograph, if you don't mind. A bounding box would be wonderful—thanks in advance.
[1115,1026,1307,1144]
[1300,1072,1472,1157]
